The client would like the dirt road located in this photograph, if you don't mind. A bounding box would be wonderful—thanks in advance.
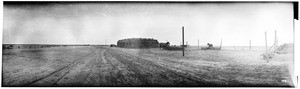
[2,46,210,87]
[2,46,293,87]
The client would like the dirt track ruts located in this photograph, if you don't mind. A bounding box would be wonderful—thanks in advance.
[2,46,294,87]
[10,46,217,87]
[98,47,220,86]
[22,51,98,86]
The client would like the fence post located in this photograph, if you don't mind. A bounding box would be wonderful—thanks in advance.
[265,31,269,63]
[198,39,199,49]
[186,41,188,47]
[274,30,278,53]
[249,40,251,50]
[182,26,185,56]
[220,39,222,49]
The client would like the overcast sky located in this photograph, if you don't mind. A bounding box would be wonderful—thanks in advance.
[3,2,294,46]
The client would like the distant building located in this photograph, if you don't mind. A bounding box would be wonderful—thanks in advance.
[117,38,159,48]
[110,44,117,47]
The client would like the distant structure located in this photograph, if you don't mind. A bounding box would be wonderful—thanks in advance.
[110,44,117,47]
[159,42,170,49]
[200,39,222,50]
[207,43,213,47]
[159,42,185,51]
[117,38,159,48]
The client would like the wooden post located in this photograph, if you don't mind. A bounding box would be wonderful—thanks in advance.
[220,39,222,49]
[274,30,277,53]
[186,41,188,47]
[249,40,251,50]
[182,26,185,56]
[198,39,199,49]
[265,32,268,62]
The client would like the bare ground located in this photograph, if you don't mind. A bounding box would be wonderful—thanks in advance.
[2,46,294,87]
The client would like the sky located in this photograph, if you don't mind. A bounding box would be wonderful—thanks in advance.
[3,2,294,46]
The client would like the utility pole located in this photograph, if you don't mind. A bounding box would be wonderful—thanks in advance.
[265,31,269,63]
[182,26,185,56]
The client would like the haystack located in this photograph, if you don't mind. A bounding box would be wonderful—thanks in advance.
[275,43,293,54]
[117,38,159,48]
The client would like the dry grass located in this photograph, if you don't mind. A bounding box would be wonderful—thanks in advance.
[2,46,294,87]
[2,46,96,86]
[111,47,294,87]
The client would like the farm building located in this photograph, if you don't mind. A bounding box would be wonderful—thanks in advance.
[117,38,159,48]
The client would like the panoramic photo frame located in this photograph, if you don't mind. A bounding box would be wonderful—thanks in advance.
[1,1,298,87]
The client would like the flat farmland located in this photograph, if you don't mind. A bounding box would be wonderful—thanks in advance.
[2,46,294,87]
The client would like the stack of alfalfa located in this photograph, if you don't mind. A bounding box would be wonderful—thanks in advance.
[261,43,293,62]
[275,43,293,54]
[117,38,159,48]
